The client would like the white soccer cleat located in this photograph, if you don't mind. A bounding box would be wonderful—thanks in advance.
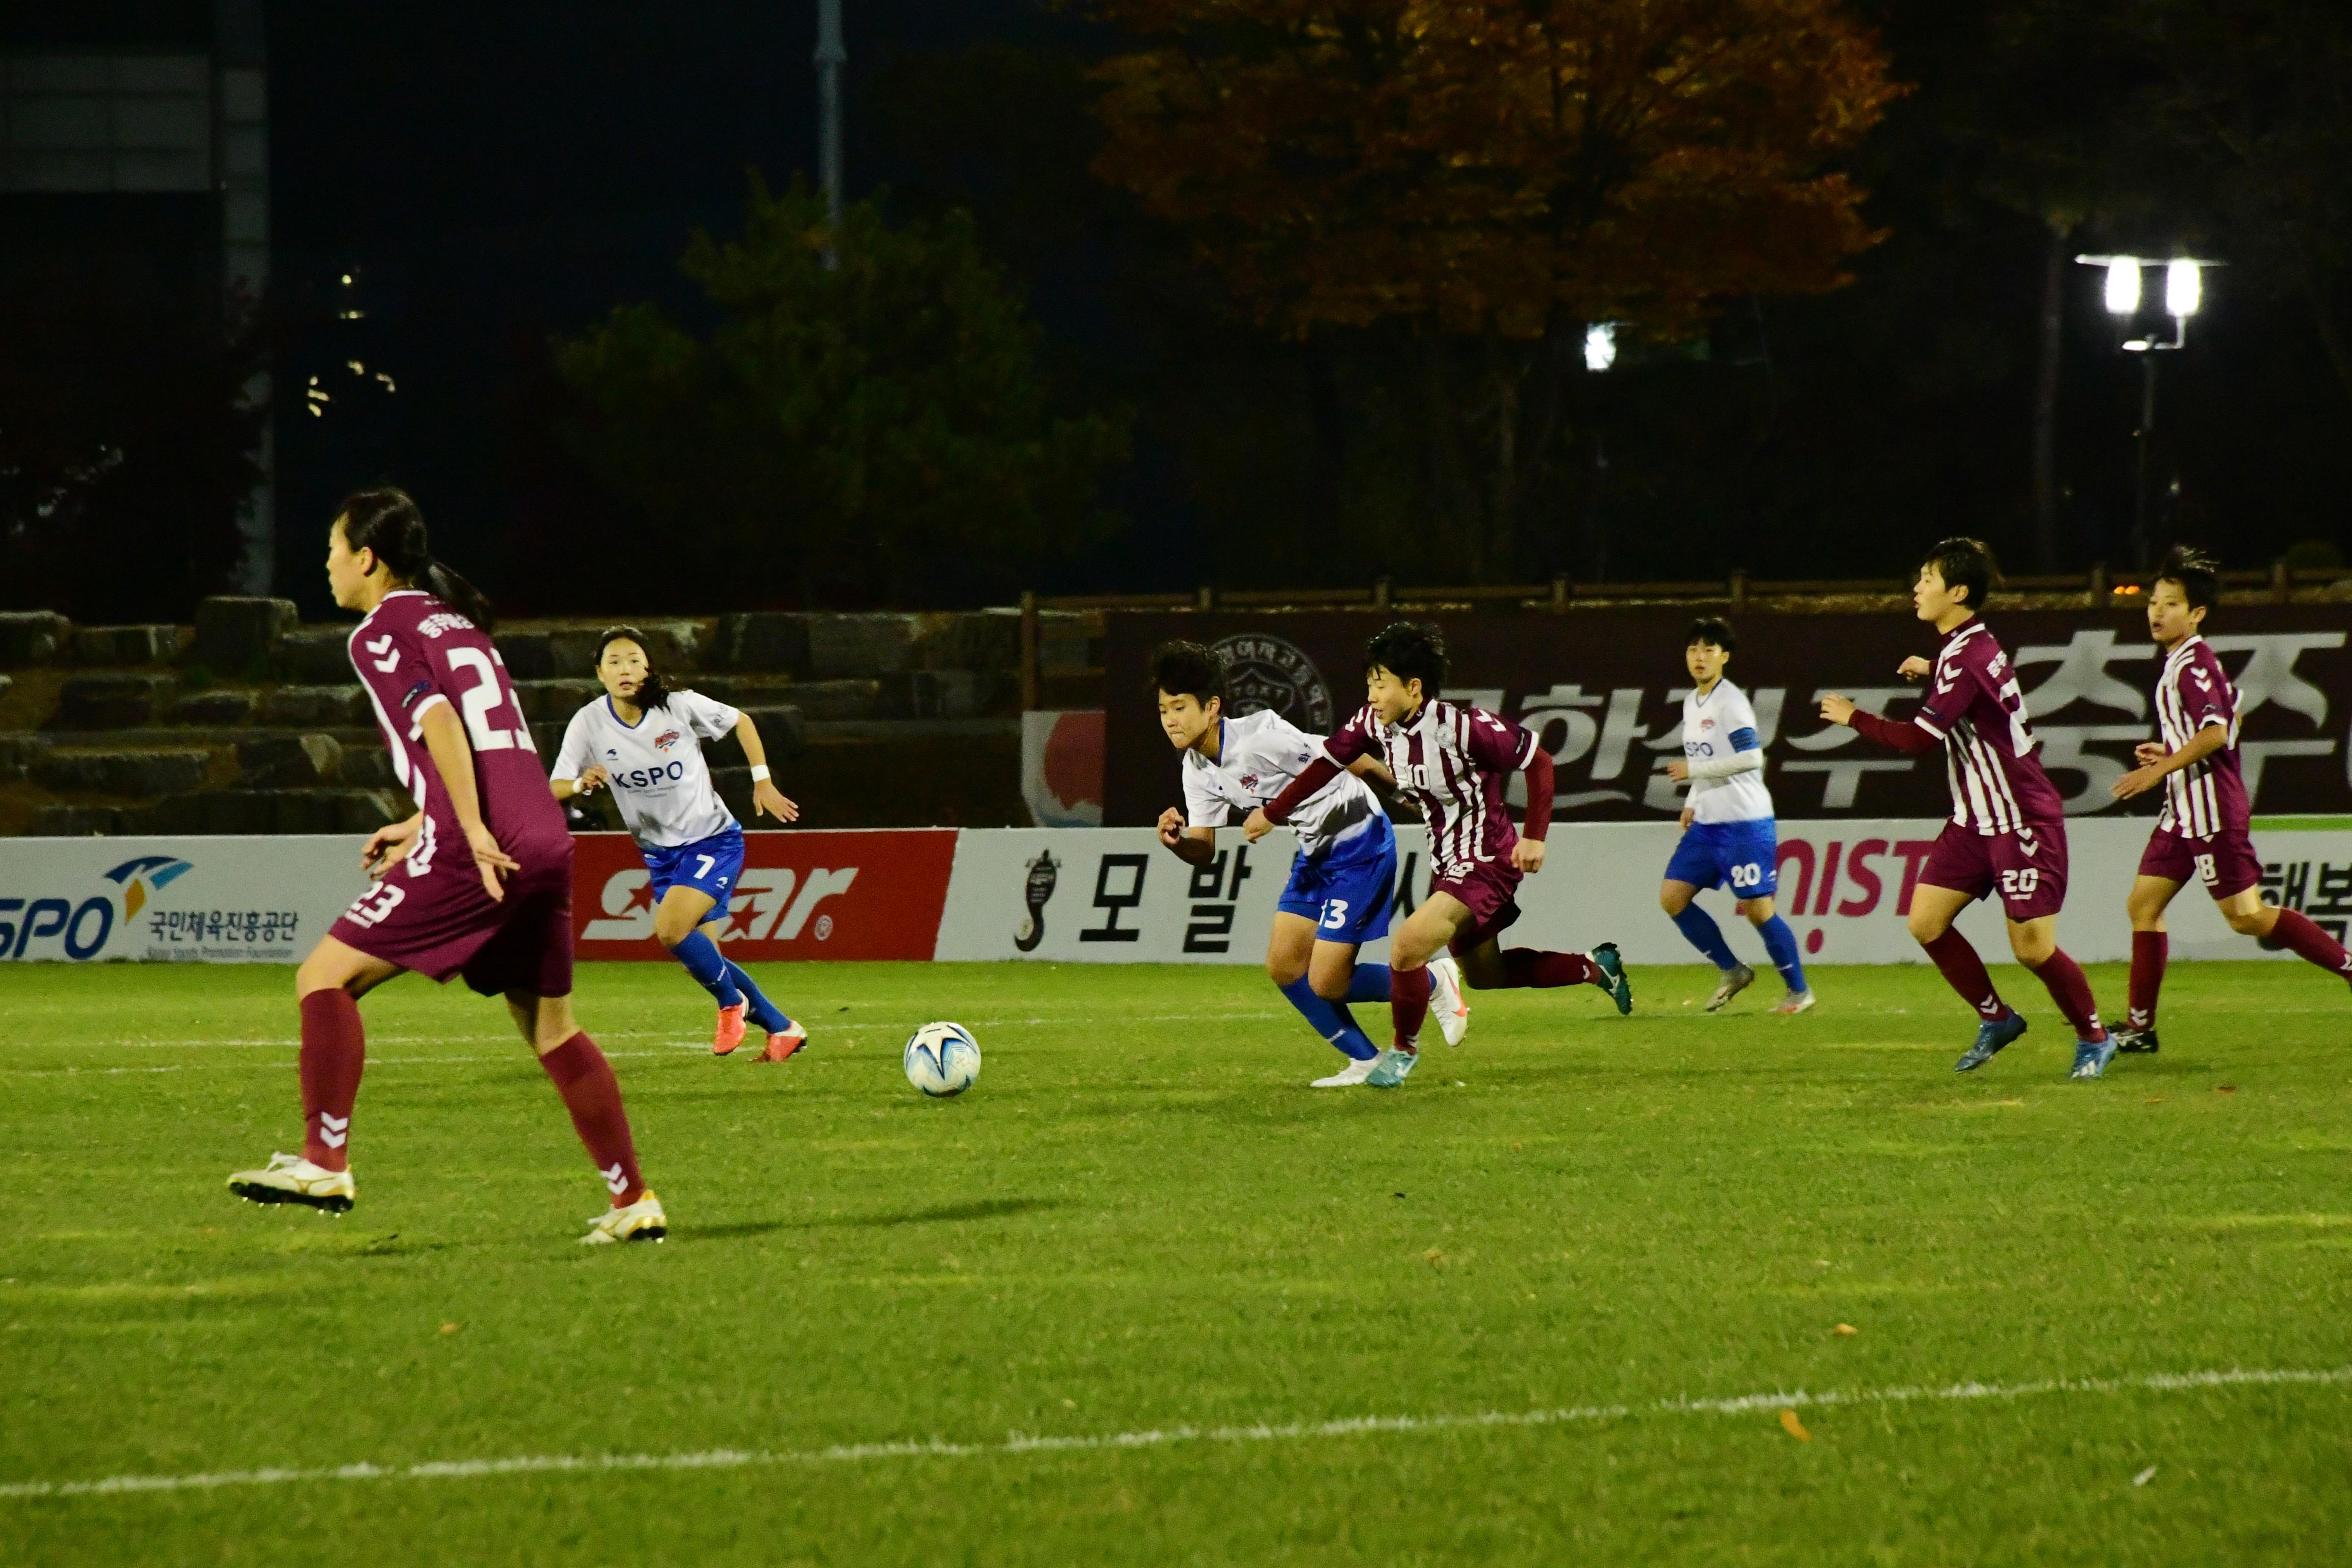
[1428,953,1471,1045]
[1312,1056,1379,1088]
[226,1151,354,1214]
[1770,990,1817,1016]
[1705,963,1756,1013]
[580,1190,668,1245]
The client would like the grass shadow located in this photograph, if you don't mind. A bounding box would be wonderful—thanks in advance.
[838,1196,1063,1229]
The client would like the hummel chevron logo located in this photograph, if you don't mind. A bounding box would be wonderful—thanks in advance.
[2017,830,2041,858]
[601,1161,629,1197]
[318,1113,350,1150]
[365,634,400,673]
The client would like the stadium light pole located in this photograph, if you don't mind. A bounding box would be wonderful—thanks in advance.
[2075,254,2219,569]
[815,0,846,270]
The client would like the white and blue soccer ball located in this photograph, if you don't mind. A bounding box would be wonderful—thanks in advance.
[903,1021,981,1098]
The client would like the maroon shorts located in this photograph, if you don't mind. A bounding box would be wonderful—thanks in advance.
[1434,861,1524,956]
[2138,824,2262,901]
[1919,817,2069,922]
[332,833,575,998]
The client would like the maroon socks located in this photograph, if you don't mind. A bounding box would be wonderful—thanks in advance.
[2029,947,2103,1040]
[2272,908,2352,978]
[299,988,367,1173]
[2127,930,2167,1031]
[1499,949,1603,988]
[539,1034,646,1207]
[1390,965,1431,1051]
[1922,929,2007,1021]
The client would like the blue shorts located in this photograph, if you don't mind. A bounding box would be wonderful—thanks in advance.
[1277,816,1396,946]
[641,826,745,905]
[1665,818,1778,898]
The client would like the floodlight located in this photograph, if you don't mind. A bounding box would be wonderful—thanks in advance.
[1584,323,1617,373]
[2166,259,2201,318]
[2104,258,2141,316]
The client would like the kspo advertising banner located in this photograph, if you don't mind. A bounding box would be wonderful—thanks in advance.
[571,829,957,961]
[0,836,366,963]
[10,822,2349,966]
[1099,608,2352,826]
[933,820,2352,968]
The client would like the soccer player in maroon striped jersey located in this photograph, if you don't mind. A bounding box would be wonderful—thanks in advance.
[2109,546,2352,1051]
[1247,621,1633,1088]
[1820,538,2114,1078]
[225,490,664,1244]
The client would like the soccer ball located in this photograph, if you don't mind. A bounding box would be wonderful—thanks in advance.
[903,1021,982,1098]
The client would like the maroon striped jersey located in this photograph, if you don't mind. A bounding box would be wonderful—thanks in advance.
[348,590,570,871]
[1910,618,2066,833]
[1320,698,1536,881]
[2153,634,2248,838]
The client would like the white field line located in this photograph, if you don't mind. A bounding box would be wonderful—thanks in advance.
[3,1364,2344,1503]
[15,1014,1286,1054]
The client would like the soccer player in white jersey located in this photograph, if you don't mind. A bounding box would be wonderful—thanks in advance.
[551,628,806,1059]
[2110,547,2352,1051]
[1659,618,1814,1013]
[1151,642,1467,1086]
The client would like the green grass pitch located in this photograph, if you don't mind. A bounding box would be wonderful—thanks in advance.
[3,957,2349,1565]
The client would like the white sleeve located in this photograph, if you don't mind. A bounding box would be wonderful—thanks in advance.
[550,709,592,781]
[678,690,741,741]
[1687,749,1763,780]
[1181,760,1226,828]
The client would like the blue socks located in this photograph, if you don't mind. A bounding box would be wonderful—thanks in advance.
[1670,904,1740,972]
[1345,964,1391,1004]
[671,929,743,1008]
[1759,915,1808,994]
[724,959,792,1034]
[1278,975,1379,1061]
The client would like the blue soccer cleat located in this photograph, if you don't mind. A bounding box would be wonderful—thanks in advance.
[1366,1045,1420,1088]
[1954,1010,2028,1073]
[2069,1033,2118,1081]
[1593,942,1633,1015]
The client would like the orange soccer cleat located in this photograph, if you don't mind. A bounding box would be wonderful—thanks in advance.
[755,1019,808,1063]
[712,1001,750,1056]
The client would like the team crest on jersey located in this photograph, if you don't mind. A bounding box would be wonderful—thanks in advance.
[1211,633,1334,731]
[1700,718,1715,730]
[653,729,682,751]
[1239,772,1259,790]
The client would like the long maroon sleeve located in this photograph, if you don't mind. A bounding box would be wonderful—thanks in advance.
[1849,708,1940,756]
[1521,748,1555,840]
[1262,756,1342,825]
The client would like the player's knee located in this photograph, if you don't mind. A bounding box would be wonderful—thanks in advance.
[2222,906,2270,936]
[1742,898,1775,926]
[1658,885,1686,915]
[1309,970,1351,1002]
[652,918,690,950]
[1266,956,1306,988]
[2010,932,2055,967]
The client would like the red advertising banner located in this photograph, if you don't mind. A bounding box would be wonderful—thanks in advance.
[1100,607,2352,825]
[572,829,958,961]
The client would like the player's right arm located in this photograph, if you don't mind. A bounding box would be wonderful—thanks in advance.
[417,700,522,901]
[1156,807,1217,865]
[547,709,606,799]
[1822,664,1942,756]
[1260,705,1377,834]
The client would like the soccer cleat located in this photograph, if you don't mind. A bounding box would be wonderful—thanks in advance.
[2112,1027,2159,1055]
[1953,1010,2028,1073]
[1429,953,1471,1045]
[1593,942,1633,1015]
[2070,1034,2118,1081]
[1365,1045,1421,1088]
[1313,1056,1379,1088]
[711,1001,749,1056]
[1705,963,1756,1013]
[1770,990,1817,1016]
[754,1018,808,1063]
[580,1190,667,1245]
[226,1151,354,1214]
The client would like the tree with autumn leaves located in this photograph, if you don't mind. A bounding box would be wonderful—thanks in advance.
[1086,0,1900,580]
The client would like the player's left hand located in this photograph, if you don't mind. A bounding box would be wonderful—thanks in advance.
[1679,807,1695,830]
[2134,741,2168,768]
[1512,838,1546,874]
[1242,807,1274,842]
[463,821,520,903]
[1666,759,1690,782]
[1897,656,1933,681]
[2111,764,2165,801]
[752,780,799,823]
[1819,694,1857,726]
[360,815,422,879]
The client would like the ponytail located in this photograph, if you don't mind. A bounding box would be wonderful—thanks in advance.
[597,625,673,711]
[335,486,497,633]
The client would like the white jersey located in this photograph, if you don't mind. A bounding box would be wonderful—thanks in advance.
[552,689,743,849]
[1681,679,1773,824]
[1183,709,1380,858]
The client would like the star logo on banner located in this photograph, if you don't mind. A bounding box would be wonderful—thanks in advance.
[624,880,657,914]
[725,900,762,938]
